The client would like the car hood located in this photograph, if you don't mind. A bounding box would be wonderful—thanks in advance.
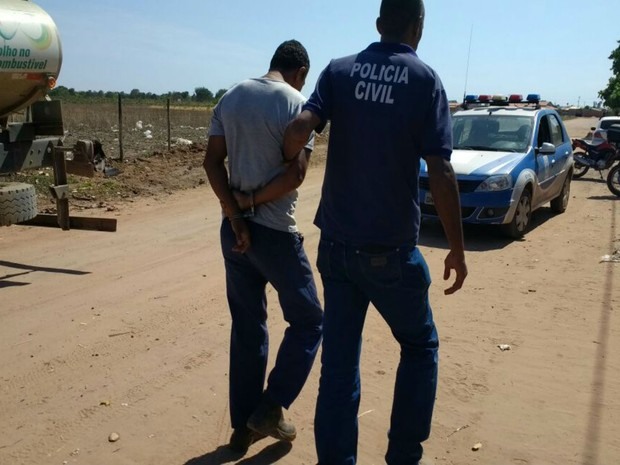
[447,149,526,176]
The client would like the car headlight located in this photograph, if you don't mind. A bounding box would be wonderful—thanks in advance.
[476,174,512,192]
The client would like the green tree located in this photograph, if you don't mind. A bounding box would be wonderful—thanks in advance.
[129,88,143,99]
[170,91,190,102]
[194,87,214,102]
[49,85,71,98]
[599,40,620,111]
[215,88,228,102]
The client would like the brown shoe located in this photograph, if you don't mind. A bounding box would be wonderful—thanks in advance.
[246,396,296,442]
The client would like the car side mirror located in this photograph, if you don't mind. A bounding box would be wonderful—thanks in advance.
[538,142,556,154]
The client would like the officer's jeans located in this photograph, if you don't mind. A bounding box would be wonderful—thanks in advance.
[314,235,438,465]
[220,219,323,429]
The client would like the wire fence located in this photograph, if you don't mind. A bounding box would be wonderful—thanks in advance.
[59,97,213,160]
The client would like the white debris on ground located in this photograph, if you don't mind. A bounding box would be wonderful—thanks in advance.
[134,121,153,131]
[497,344,512,351]
[600,250,620,263]
[144,130,153,139]
[174,137,193,146]
[175,125,208,131]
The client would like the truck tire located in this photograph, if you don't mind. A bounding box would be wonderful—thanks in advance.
[0,182,38,226]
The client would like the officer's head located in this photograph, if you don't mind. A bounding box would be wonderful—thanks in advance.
[269,39,310,92]
[377,0,425,50]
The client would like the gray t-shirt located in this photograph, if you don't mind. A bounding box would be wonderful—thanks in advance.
[208,78,313,233]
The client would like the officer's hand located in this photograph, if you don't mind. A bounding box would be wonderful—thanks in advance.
[443,250,467,295]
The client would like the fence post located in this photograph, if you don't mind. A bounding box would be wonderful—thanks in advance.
[167,97,171,151]
[118,94,124,162]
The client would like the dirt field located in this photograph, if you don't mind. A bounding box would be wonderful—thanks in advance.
[1,117,619,465]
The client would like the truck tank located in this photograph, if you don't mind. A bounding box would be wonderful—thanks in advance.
[1,1,115,231]
[0,0,62,119]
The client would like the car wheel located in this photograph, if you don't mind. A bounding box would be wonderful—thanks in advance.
[550,174,571,213]
[607,165,620,197]
[0,182,38,226]
[501,188,532,239]
[572,153,589,178]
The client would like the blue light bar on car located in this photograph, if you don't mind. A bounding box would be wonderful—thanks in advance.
[526,94,541,104]
[461,93,542,109]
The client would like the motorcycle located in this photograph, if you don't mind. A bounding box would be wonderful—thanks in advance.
[608,163,620,197]
[571,137,620,179]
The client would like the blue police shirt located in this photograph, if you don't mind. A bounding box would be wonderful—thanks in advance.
[304,42,452,246]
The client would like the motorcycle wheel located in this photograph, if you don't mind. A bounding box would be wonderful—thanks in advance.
[572,152,590,178]
[607,164,620,197]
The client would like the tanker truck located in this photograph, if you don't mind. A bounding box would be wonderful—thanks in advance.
[0,0,115,231]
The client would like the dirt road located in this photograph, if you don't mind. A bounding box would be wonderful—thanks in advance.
[1,117,618,465]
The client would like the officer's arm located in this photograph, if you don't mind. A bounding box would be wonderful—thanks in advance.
[283,110,322,161]
[234,148,312,210]
[426,155,468,294]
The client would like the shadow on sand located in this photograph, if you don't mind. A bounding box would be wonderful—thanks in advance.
[0,260,90,289]
[183,440,293,465]
[419,205,563,252]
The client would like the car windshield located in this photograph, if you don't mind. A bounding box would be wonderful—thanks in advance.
[453,114,534,153]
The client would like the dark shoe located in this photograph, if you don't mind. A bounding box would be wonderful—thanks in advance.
[246,396,297,442]
[227,427,266,454]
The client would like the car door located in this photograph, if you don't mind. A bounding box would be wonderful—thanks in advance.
[535,115,555,195]
[547,113,572,190]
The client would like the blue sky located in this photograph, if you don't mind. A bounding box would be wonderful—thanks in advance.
[34,0,618,106]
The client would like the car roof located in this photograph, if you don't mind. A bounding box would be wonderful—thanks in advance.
[596,116,620,129]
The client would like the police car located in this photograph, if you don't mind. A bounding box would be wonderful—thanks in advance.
[419,94,573,238]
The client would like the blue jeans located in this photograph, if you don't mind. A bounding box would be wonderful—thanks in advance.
[314,236,438,465]
[220,219,323,429]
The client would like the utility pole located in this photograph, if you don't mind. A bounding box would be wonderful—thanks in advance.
[463,25,474,102]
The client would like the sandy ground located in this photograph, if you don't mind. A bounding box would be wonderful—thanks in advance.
[1,117,619,465]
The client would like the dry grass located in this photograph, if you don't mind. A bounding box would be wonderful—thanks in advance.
[5,101,213,210]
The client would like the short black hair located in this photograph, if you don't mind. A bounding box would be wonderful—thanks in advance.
[379,0,424,38]
[269,40,310,73]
